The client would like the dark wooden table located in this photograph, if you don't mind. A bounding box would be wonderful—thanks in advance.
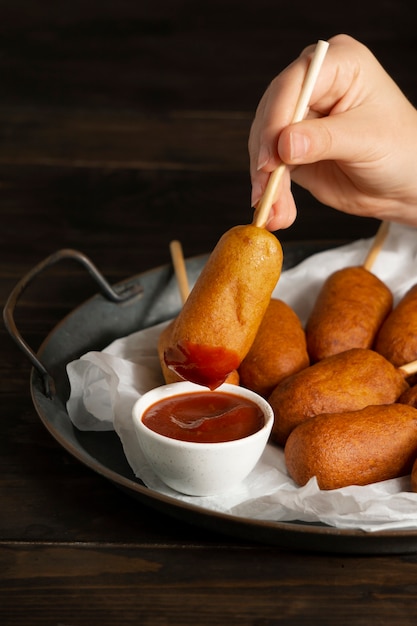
[2,2,417,624]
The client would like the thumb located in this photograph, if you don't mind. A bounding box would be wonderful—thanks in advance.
[278,114,365,165]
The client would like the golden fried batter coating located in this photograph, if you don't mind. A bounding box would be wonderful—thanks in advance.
[269,348,409,445]
[306,267,392,362]
[285,404,417,490]
[374,284,417,367]
[164,225,283,389]
[238,298,309,397]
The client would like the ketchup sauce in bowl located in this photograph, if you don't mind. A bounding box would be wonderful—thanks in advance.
[132,382,274,496]
[142,390,265,443]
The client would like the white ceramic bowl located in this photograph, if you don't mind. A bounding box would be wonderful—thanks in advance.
[132,381,274,496]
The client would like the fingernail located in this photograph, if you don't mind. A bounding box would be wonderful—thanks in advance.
[251,182,263,207]
[289,131,310,160]
[256,145,270,171]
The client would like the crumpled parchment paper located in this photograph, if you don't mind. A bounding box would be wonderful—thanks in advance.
[66,222,417,531]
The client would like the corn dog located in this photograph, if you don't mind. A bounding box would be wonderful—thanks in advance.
[285,403,417,490]
[306,221,392,362]
[374,284,417,367]
[164,224,283,389]
[306,266,393,362]
[268,348,409,445]
[157,241,240,386]
[164,41,329,388]
[238,298,309,397]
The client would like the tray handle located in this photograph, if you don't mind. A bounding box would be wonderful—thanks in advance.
[3,248,143,398]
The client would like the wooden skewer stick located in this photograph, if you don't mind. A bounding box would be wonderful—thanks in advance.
[362,221,390,271]
[253,39,329,229]
[169,240,190,305]
[398,359,417,377]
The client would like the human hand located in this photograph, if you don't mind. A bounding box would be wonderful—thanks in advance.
[249,34,417,230]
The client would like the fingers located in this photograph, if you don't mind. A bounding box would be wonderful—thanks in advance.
[248,33,417,228]
[252,168,297,231]
[248,57,313,179]
[248,37,340,177]
[248,52,316,227]
[277,110,377,165]
[265,184,298,231]
[248,34,386,226]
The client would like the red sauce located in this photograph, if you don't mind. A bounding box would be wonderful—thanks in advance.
[164,340,240,390]
[142,391,265,443]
